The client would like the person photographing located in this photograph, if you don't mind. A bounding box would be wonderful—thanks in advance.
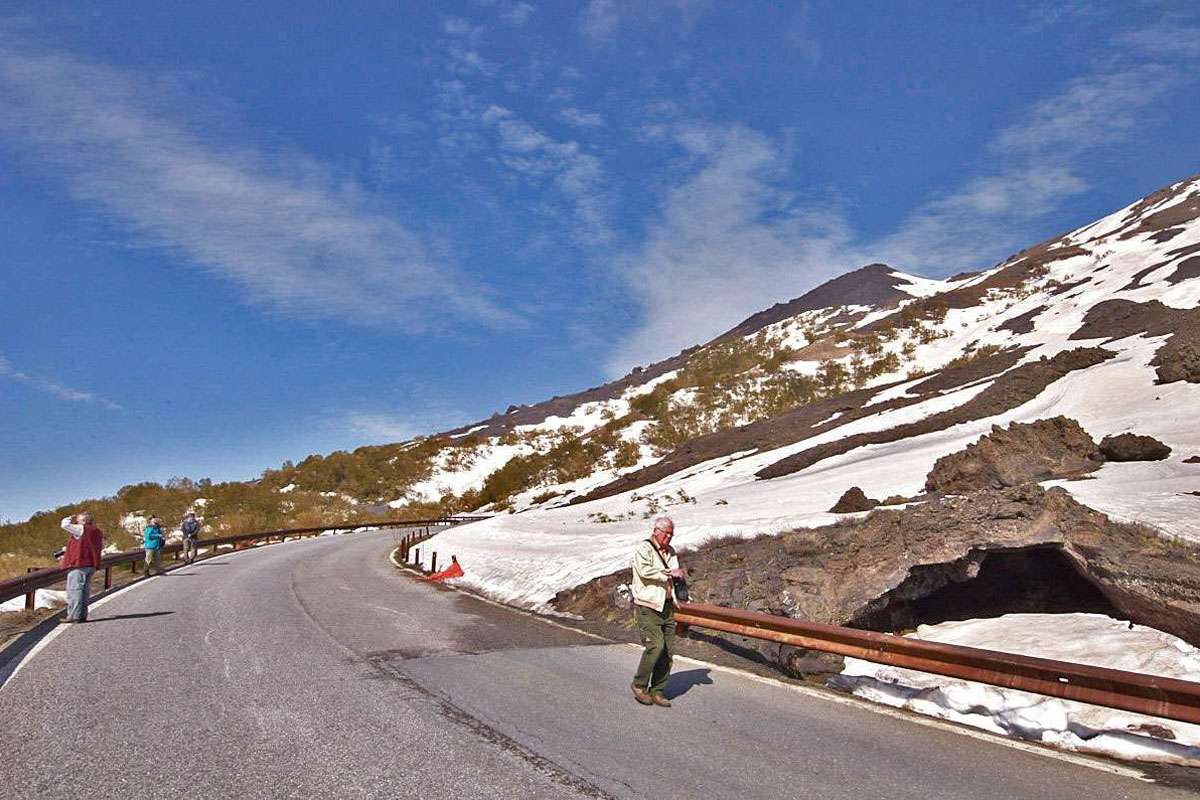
[60,511,105,623]
[630,516,686,708]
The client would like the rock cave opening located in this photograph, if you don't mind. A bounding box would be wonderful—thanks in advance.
[850,546,1121,633]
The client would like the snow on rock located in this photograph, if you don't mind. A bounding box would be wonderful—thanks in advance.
[832,613,1200,765]
[279,483,297,493]
[0,588,67,613]
[119,513,147,536]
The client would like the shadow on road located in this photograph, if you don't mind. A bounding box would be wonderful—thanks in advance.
[87,611,176,623]
[666,668,713,699]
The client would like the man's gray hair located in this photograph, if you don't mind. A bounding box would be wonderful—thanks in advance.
[652,516,674,533]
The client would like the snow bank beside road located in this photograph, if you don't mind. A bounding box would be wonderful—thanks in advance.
[832,613,1200,765]
[0,588,67,614]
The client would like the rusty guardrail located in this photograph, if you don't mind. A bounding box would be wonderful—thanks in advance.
[675,601,1200,726]
[0,515,487,610]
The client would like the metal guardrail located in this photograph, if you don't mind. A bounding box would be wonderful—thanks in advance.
[675,601,1200,726]
[0,516,486,609]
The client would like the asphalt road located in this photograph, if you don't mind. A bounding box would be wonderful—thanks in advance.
[0,529,1194,799]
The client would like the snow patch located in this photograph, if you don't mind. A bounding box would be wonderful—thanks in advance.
[834,613,1200,765]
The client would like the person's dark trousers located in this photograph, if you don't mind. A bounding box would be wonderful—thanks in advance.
[633,601,676,695]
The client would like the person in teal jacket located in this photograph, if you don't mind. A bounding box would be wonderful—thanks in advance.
[143,516,165,577]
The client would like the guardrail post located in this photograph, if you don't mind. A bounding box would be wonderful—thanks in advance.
[431,552,438,573]
[25,567,36,610]
[131,560,138,575]
[104,566,112,589]
[414,548,420,569]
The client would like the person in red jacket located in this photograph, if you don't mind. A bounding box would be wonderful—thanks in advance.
[60,511,104,623]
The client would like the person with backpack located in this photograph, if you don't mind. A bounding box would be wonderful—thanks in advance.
[60,511,105,623]
[180,511,201,564]
[630,516,686,708]
[142,516,165,577]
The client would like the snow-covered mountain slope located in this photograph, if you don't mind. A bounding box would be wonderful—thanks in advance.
[409,174,1200,610]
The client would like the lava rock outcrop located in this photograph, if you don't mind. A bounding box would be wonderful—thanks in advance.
[1099,433,1172,462]
[829,487,880,513]
[925,417,1103,494]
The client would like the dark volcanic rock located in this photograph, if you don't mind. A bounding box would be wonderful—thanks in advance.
[829,487,879,514]
[1099,433,1172,462]
[925,417,1103,494]
[996,305,1047,335]
[756,347,1114,480]
[555,485,1200,676]
[1155,342,1200,384]
[1185,456,1200,464]
[1069,298,1200,385]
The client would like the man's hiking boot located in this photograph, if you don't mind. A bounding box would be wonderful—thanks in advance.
[650,693,672,708]
[631,683,653,705]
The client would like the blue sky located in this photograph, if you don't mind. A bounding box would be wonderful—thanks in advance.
[2,1,1198,522]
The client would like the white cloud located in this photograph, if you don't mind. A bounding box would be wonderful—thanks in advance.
[606,125,852,375]
[992,65,1172,157]
[481,105,611,244]
[501,2,536,27]
[580,0,712,40]
[608,24,1200,373]
[559,107,604,127]
[443,17,476,36]
[0,355,121,410]
[344,412,423,442]
[1120,24,1200,59]
[343,404,467,442]
[866,167,1088,275]
[872,61,1181,275]
[0,41,517,331]
[580,0,621,39]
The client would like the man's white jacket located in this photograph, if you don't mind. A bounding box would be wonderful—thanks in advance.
[631,539,679,613]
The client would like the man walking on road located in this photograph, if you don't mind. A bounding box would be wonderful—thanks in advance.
[142,516,165,576]
[180,511,200,564]
[60,512,104,623]
[631,516,685,708]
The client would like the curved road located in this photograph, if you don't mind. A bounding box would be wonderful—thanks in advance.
[0,529,1194,799]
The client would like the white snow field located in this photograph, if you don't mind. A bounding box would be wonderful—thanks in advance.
[416,176,1200,610]
[833,613,1200,766]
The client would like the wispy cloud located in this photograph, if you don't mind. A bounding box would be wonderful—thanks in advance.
[0,39,517,331]
[580,0,712,41]
[580,0,621,39]
[480,105,612,244]
[0,355,121,410]
[559,107,604,127]
[1118,22,1200,60]
[343,412,423,442]
[342,404,466,442]
[609,19,1200,373]
[870,61,1181,274]
[992,65,1172,157]
[501,2,537,27]
[606,125,851,374]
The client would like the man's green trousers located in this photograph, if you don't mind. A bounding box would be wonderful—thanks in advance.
[633,601,675,695]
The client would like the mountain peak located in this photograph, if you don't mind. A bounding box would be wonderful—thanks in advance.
[714,262,926,341]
